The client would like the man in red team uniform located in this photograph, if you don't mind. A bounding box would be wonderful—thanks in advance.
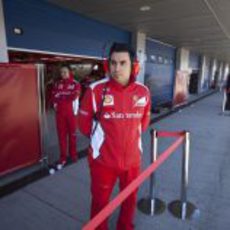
[79,43,151,230]
[52,65,81,170]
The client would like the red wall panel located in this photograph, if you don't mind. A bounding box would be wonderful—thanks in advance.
[0,64,41,176]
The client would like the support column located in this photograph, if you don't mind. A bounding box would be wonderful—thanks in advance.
[218,62,224,88]
[132,32,146,83]
[210,59,217,83]
[198,55,206,93]
[176,48,190,71]
[175,48,191,97]
[223,63,229,81]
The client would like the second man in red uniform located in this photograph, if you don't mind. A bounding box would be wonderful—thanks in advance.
[52,65,81,170]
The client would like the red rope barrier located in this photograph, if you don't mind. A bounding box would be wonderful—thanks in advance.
[157,130,185,138]
[82,135,185,230]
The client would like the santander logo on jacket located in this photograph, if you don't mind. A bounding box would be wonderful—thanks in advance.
[79,77,151,170]
[103,111,143,119]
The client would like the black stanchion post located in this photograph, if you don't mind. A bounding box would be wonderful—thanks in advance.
[168,131,198,220]
[138,129,166,216]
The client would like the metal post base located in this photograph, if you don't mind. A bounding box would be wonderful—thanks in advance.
[137,197,166,215]
[168,200,198,220]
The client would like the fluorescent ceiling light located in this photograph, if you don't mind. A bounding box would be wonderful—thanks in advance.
[140,5,151,11]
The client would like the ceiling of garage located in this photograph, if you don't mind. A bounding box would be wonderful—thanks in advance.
[48,0,230,63]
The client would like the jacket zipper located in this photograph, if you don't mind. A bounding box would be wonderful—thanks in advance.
[121,90,126,170]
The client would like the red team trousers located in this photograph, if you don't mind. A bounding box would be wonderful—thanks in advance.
[90,160,140,230]
[56,110,77,163]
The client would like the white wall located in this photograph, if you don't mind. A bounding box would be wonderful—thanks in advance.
[0,0,8,62]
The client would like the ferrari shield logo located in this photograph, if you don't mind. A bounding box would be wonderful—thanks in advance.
[103,95,114,106]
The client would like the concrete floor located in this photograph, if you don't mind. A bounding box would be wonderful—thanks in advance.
[0,92,230,230]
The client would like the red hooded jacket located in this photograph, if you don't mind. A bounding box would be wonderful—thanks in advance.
[52,75,81,115]
[79,77,151,170]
